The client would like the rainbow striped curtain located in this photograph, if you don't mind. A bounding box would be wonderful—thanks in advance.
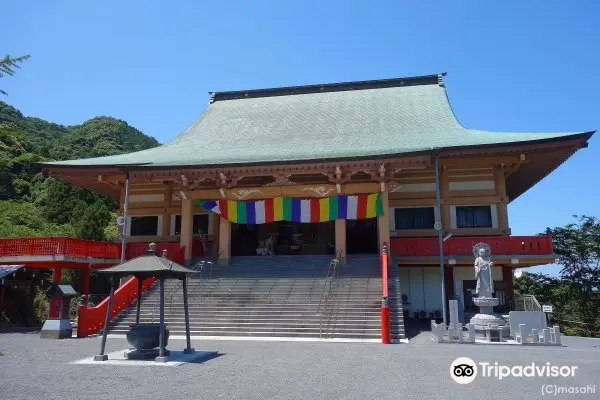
[196,194,383,224]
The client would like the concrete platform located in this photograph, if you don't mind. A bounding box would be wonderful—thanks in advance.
[71,349,218,367]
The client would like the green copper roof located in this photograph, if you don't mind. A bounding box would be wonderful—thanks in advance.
[44,74,592,168]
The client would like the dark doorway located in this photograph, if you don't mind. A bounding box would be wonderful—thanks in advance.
[346,218,378,254]
[231,222,335,256]
[231,224,260,256]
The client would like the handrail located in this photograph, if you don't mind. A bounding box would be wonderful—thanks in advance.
[77,276,155,337]
[317,256,340,338]
[516,294,542,312]
[76,244,185,338]
[161,259,213,320]
[158,249,222,320]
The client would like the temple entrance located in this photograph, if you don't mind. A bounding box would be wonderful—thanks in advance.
[231,221,335,256]
[346,218,378,254]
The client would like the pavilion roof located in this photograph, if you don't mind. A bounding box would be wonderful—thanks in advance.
[97,254,197,279]
[42,74,593,168]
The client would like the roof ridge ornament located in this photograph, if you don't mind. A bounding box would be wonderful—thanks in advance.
[437,74,445,87]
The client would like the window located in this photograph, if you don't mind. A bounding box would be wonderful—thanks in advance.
[394,207,435,230]
[174,214,209,235]
[455,206,492,228]
[130,216,159,236]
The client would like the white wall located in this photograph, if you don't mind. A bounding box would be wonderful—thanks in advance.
[398,267,443,314]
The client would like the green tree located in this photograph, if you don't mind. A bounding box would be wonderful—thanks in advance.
[516,216,600,336]
[0,201,74,237]
[72,200,112,241]
[546,215,600,334]
[0,54,30,95]
[0,100,159,240]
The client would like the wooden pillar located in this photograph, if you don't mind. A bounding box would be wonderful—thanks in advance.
[211,213,221,259]
[377,189,390,254]
[502,266,515,308]
[162,185,172,238]
[180,198,193,263]
[162,213,171,238]
[495,166,509,233]
[218,218,231,264]
[335,219,346,263]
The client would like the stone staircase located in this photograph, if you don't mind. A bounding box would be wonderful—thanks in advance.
[108,255,406,341]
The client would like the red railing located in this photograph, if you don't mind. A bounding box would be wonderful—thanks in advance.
[77,276,156,338]
[125,242,187,262]
[0,237,121,259]
[76,243,186,337]
[389,235,553,257]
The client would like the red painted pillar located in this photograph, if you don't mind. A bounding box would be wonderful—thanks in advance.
[53,268,62,283]
[380,243,391,344]
[381,299,391,344]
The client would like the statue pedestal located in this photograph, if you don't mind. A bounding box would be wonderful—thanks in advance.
[469,297,509,339]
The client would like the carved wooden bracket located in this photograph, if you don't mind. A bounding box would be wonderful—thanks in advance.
[300,186,336,197]
[388,181,403,193]
[266,174,295,186]
[174,189,188,201]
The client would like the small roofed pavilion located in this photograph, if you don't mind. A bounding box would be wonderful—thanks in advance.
[94,244,197,363]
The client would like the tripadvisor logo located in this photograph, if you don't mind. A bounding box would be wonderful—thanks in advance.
[450,357,579,384]
[450,357,477,384]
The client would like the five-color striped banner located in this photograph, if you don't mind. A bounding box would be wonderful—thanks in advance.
[196,194,383,224]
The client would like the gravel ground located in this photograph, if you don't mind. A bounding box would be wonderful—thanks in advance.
[0,332,598,400]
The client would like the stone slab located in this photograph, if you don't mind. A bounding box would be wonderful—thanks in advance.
[508,311,547,338]
[71,349,219,367]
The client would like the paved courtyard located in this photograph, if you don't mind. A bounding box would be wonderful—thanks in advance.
[0,332,598,400]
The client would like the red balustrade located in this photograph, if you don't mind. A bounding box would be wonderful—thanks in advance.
[77,276,156,338]
[126,242,184,261]
[389,235,553,257]
[0,237,121,259]
[76,242,186,337]
[0,236,189,338]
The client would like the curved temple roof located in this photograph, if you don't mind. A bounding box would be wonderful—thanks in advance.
[44,74,593,168]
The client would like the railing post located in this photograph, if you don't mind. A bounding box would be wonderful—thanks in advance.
[381,243,391,344]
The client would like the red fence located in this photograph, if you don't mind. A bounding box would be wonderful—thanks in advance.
[125,242,188,262]
[390,235,553,257]
[77,276,156,338]
[0,236,189,337]
[75,243,186,337]
[0,237,121,259]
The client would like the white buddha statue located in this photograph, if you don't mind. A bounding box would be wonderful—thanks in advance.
[474,247,494,298]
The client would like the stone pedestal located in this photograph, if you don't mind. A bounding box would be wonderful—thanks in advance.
[40,319,73,339]
[469,297,509,338]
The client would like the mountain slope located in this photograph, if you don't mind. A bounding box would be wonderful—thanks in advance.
[0,101,159,239]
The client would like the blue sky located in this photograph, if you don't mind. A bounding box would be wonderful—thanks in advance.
[3,1,599,274]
